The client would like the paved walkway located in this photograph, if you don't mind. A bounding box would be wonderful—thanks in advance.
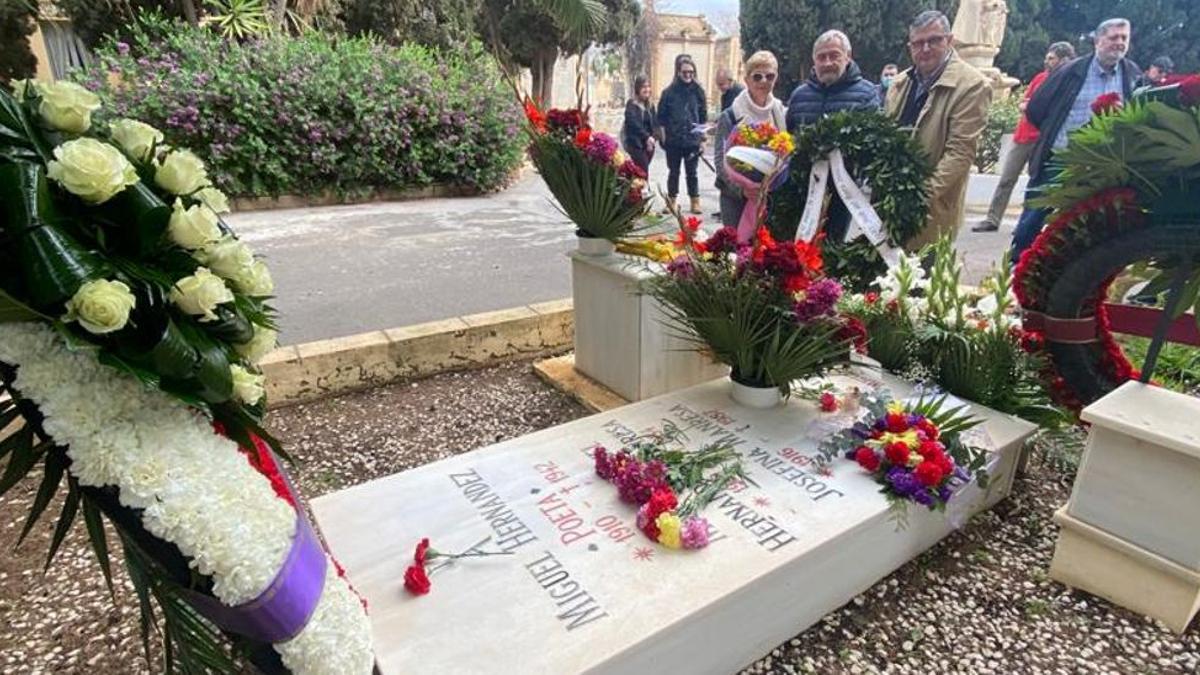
[227,155,1018,345]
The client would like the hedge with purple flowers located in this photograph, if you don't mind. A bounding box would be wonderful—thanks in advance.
[75,17,525,198]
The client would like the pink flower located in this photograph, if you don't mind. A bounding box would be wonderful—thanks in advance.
[681,516,710,549]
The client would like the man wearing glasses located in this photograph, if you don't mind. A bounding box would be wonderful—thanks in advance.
[885,10,991,250]
[784,30,880,134]
[1010,18,1139,261]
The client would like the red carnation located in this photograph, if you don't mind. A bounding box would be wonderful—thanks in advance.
[837,316,869,354]
[855,447,880,471]
[574,128,592,148]
[914,460,945,487]
[819,392,839,412]
[646,487,678,519]
[915,418,939,441]
[937,454,955,476]
[404,564,431,596]
[917,440,944,461]
[1091,92,1122,115]
[886,412,909,433]
[885,442,911,466]
[684,216,702,232]
[864,292,879,305]
[414,538,431,566]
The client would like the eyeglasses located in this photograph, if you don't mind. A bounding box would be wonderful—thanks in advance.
[908,34,948,51]
[680,69,696,76]
[751,72,777,83]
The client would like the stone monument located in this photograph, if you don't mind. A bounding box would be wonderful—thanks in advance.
[952,0,1019,97]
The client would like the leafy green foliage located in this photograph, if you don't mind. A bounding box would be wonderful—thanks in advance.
[646,258,851,396]
[1119,334,1200,395]
[976,91,1023,173]
[767,111,931,292]
[741,0,956,97]
[0,0,37,82]
[529,134,646,240]
[202,0,271,39]
[74,17,525,197]
[621,423,750,517]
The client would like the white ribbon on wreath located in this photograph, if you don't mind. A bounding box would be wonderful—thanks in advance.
[795,148,902,267]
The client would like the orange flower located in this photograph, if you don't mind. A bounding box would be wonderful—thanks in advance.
[574,128,592,148]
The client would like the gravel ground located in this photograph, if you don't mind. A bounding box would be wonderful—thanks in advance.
[2,359,1198,673]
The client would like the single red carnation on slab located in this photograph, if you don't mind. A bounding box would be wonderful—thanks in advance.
[819,392,839,412]
[404,564,431,596]
[914,461,945,487]
[886,412,909,433]
[855,447,880,471]
[414,538,431,566]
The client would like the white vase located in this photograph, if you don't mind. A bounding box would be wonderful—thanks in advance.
[729,378,783,409]
[577,236,616,256]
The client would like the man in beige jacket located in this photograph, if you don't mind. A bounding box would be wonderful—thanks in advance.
[886,10,991,250]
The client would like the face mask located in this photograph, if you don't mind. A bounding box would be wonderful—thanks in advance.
[881,76,894,88]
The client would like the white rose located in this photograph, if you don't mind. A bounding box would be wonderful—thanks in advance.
[194,235,253,280]
[168,198,222,250]
[63,279,136,334]
[46,138,140,204]
[155,149,210,195]
[233,260,274,297]
[109,118,164,162]
[10,78,38,102]
[37,80,101,134]
[193,186,231,214]
[170,267,233,321]
[230,364,265,406]
[235,326,278,364]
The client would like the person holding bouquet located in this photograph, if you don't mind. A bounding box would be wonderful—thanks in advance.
[713,50,788,233]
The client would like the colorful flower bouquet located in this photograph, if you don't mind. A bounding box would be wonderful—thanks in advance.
[523,100,650,242]
[592,424,748,550]
[819,391,988,521]
[722,121,793,242]
[837,238,1066,429]
[645,212,863,400]
[0,81,371,672]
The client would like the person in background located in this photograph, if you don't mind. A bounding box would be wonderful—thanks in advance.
[713,50,787,228]
[622,74,657,173]
[886,10,991,249]
[1138,55,1174,88]
[972,41,1076,233]
[1010,18,1140,261]
[716,67,744,113]
[658,54,708,214]
[877,63,899,108]
[785,29,879,133]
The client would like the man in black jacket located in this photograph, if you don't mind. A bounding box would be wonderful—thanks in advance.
[717,68,744,113]
[1010,17,1139,260]
[657,54,708,214]
[786,30,880,133]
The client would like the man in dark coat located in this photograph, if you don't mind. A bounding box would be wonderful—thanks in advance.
[657,54,708,214]
[785,30,880,133]
[1010,17,1140,260]
[717,67,744,113]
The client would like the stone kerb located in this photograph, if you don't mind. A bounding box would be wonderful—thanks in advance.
[260,299,574,408]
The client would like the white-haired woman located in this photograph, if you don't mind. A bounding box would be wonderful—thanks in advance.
[713,50,788,229]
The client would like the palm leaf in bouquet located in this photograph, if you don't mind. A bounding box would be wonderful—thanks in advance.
[530,131,648,240]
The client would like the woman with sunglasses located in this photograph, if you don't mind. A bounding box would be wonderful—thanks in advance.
[713,50,788,228]
[657,54,708,214]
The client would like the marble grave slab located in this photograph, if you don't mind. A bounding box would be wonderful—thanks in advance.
[311,368,1036,674]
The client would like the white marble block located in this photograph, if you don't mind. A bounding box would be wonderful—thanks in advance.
[1050,381,1200,633]
[571,251,728,401]
[311,368,1035,674]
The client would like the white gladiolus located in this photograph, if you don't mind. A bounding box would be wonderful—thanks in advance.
[0,322,373,674]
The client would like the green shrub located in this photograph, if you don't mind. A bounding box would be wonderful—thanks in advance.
[75,15,524,198]
[974,89,1022,173]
